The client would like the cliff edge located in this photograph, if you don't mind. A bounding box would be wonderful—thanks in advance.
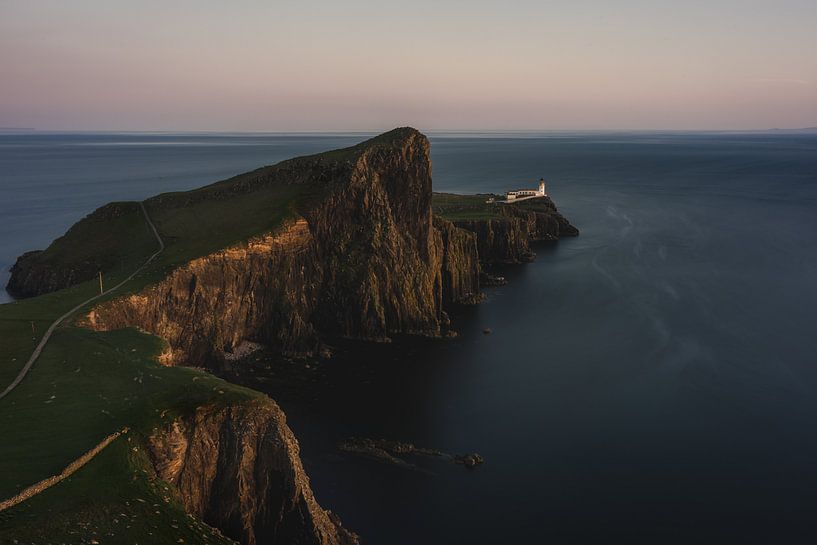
[148,400,357,545]
[80,128,481,365]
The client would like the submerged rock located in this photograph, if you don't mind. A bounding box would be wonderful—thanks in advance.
[338,437,484,471]
[453,453,485,469]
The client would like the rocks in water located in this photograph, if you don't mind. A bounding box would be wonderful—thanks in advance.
[318,346,333,359]
[453,453,485,469]
[338,437,443,461]
[480,273,507,287]
[222,340,264,362]
[338,437,483,471]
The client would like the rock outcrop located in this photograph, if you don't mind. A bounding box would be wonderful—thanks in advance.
[6,251,48,298]
[6,202,146,298]
[434,217,481,305]
[147,400,357,545]
[452,199,578,265]
[82,128,482,366]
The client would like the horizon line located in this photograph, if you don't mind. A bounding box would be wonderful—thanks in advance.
[2,127,817,135]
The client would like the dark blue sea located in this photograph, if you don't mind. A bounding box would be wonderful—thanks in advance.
[2,131,817,544]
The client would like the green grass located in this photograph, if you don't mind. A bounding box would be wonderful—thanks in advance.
[8,202,159,296]
[0,317,261,542]
[0,275,263,543]
[140,182,306,289]
[0,437,238,544]
[0,326,261,498]
[0,270,156,388]
[432,192,556,221]
[432,192,505,220]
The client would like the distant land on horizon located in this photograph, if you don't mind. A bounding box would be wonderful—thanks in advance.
[766,127,817,133]
[3,127,817,136]
[2,126,817,135]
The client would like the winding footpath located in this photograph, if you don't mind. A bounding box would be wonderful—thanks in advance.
[0,201,165,401]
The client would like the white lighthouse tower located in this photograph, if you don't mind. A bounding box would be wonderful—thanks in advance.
[538,178,547,196]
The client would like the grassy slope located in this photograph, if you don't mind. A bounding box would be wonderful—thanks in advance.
[0,129,419,541]
[7,203,159,296]
[0,154,328,542]
[432,192,554,221]
[0,324,261,541]
[0,434,239,544]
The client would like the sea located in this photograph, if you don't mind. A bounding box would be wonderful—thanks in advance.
[1,131,816,544]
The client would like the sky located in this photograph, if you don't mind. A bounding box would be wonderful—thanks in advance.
[1,0,815,131]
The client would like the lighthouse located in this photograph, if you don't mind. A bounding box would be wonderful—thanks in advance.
[538,178,547,196]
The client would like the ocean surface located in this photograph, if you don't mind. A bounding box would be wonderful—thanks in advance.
[2,131,817,543]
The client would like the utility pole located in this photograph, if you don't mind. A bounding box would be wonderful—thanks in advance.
[99,271,104,295]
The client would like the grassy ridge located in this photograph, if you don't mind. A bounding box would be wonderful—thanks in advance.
[7,202,158,298]
[7,128,416,303]
[141,182,305,289]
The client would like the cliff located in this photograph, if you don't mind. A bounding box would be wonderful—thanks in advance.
[433,193,579,265]
[434,217,482,305]
[80,128,482,366]
[147,399,357,545]
[2,128,578,545]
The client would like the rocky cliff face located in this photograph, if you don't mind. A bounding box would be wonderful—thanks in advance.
[453,198,578,265]
[147,399,358,545]
[434,217,482,305]
[83,128,481,365]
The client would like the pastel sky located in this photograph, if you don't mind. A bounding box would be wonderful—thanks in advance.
[1,0,815,131]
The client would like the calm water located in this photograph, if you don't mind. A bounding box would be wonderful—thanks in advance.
[2,132,817,543]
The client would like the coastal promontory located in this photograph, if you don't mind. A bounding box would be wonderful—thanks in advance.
[0,128,576,545]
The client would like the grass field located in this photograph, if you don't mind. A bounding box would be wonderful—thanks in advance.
[0,436,238,544]
[432,192,555,221]
[432,192,506,220]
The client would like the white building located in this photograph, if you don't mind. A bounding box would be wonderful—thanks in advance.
[506,179,547,201]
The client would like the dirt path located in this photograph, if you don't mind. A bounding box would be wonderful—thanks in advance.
[0,201,164,402]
